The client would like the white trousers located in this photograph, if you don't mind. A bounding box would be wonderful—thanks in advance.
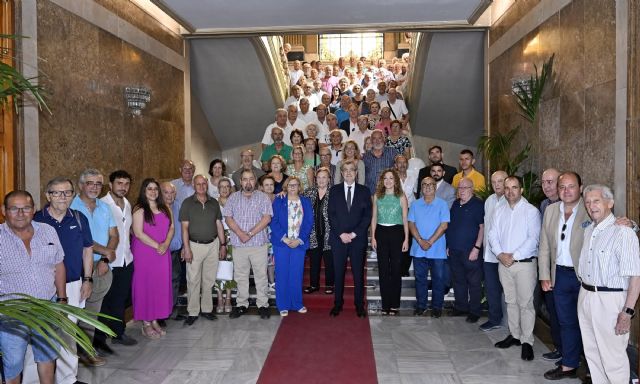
[578,288,629,384]
[22,280,84,384]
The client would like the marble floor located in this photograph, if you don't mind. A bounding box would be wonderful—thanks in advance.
[78,314,580,384]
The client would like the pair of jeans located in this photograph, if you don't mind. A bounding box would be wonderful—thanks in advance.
[483,261,504,325]
[414,257,446,310]
[0,316,58,381]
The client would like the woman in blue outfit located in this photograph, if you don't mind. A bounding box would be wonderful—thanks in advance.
[270,175,314,316]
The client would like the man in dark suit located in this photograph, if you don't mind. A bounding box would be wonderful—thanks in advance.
[328,160,372,317]
[415,145,457,198]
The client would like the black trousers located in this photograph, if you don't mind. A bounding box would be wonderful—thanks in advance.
[94,262,133,343]
[333,241,366,308]
[449,248,483,316]
[375,225,404,310]
[171,249,182,308]
[309,247,335,288]
[401,250,412,276]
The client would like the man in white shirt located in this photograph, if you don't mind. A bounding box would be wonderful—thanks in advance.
[385,88,409,127]
[302,84,319,110]
[289,60,304,87]
[286,104,307,134]
[489,176,540,361]
[94,170,138,354]
[349,115,372,154]
[329,129,345,166]
[261,108,290,148]
[375,81,388,103]
[479,170,507,332]
[284,85,303,109]
[322,113,348,146]
[297,97,315,124]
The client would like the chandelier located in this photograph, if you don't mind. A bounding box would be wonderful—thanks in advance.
[124,86,151,116]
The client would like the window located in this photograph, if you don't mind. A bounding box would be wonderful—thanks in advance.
[319,33,383,62]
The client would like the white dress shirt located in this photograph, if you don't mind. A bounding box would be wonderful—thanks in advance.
[488,197,541,261]
[100,192,133,267]
[483,193,504,263]
[556,202,577,267]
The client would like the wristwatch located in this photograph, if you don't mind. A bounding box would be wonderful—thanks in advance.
[623,307,636,317]
[83,277,93,283]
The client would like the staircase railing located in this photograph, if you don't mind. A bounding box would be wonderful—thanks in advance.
[251,36,289,108]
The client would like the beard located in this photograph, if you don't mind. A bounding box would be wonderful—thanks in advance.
[431,175,442,182]
[242,184,254,193]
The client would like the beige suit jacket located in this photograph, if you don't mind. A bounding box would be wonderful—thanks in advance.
[538,199,589,285]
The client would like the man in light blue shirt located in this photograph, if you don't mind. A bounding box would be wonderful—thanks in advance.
[408,176,449,318]
[69,168,118,367]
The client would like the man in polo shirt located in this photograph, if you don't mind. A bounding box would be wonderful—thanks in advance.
[94,170,137,352]
[180,174,226,326]
[224,169,273,319]
[31,177,93,384]
[452,149,486,191]
[446,177,484,323]
[408,176,449,318]
[231,149,265,189]
[0,190,66,384]
[70,168,118,367]
[260,126,293,170]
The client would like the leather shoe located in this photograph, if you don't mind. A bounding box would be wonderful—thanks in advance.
[94,342,114,355]
[184,316,198,325]
[356,306,367,318]
[201,312,218,321]
[329,305,342,317]
[258,306,271,319]
[304,286,319,294]
[78,354,106,367]
[431,308,442,318]
[521,343,534,361]
[494,335,521,348]
[229,306,248,319]
[543,365,578,380]
[173,313,187,321]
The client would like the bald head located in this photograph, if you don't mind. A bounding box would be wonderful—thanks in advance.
[160,181,176,205]
[490,170,508,196]
[541,168,561,200]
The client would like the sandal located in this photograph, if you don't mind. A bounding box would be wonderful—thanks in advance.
[324,286,334,294]
[151,320,167,336]
[142,322,160,340]
[224,300,232,313]
[217,298,224,314]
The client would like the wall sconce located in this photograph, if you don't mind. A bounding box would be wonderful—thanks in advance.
[124,86,151,116]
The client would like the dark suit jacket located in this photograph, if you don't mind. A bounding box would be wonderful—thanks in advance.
[416,163,458,198]
[339,119,357,138]
[269,195,314,252]
[328,183,372,248]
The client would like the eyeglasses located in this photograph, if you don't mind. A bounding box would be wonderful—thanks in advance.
[48,190,74,197]
[84,181,103,188]
[6,206,34,214]
[560,223,567,241]
[422,183,436,188]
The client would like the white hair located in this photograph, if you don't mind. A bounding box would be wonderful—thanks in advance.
[583,184,614,201]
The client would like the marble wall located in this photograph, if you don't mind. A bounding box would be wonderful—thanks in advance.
[37,0,185,198]
[489,0,616,187]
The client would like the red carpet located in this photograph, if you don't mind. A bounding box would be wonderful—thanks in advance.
[257,257,377,384]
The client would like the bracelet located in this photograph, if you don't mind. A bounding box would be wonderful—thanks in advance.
[83,277,93,283]
[56,297,68,303]
[220,243,226,247]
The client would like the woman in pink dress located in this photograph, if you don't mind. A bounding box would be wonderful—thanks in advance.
[131,178,174,339]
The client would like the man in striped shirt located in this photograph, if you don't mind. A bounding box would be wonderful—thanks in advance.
[577,184,640,384]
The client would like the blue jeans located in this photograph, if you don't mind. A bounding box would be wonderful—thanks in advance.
[414,257,446,310]
[483,261,503,325]
[553,266,582,368]
[0,317,59,380]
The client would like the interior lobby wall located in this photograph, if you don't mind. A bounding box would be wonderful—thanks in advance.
[36,0,185,197]
[489,0,617,188]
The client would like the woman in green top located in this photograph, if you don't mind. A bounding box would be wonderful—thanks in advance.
[289,145,315,190]
[371,168,409,316]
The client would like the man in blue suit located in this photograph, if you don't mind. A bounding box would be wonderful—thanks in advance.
[328,160,372,317]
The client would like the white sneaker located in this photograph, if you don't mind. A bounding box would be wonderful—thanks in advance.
[298,307,307,314]
[280,310,288,316]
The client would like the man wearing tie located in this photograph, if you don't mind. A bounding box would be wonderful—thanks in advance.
[328,160,372,317]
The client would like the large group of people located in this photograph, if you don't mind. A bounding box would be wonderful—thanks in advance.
[1,57,640,384]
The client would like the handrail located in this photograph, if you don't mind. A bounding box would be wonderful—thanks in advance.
[252,36,289,107]
[401,32,425,159]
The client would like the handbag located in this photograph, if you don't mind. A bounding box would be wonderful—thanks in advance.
[217,260,234,281]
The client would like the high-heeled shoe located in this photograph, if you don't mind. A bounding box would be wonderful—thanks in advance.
[142,322,160,340]
[151,320,166,336]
